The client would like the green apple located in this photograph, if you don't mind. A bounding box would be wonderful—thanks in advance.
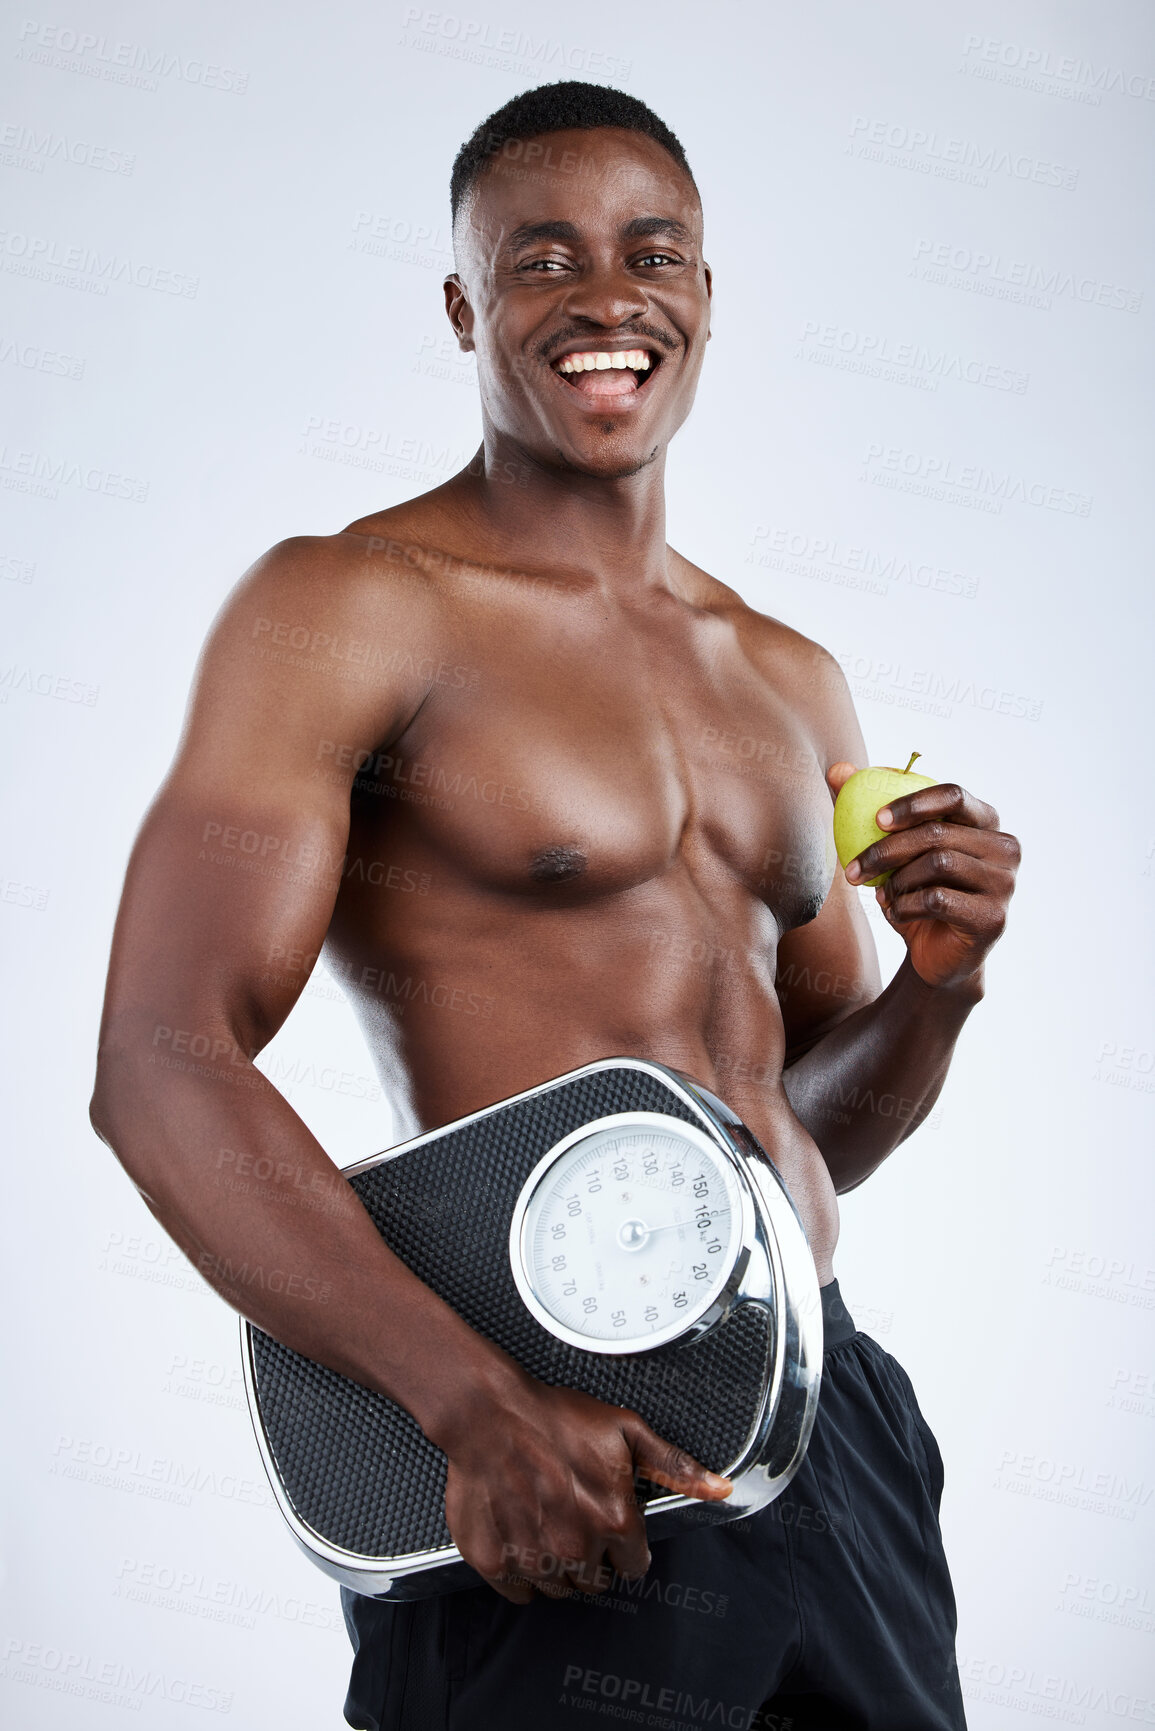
[833,753,937,886]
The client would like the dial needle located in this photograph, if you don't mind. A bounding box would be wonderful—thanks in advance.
[617,1211,728,1250]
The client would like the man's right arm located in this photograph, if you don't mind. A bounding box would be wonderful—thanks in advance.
[90,536,726,1600]
[90,537,489,1420]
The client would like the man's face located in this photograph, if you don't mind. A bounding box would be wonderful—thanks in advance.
[446,128,711,481]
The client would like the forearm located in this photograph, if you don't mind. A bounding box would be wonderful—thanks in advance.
[781,957,983,1191]
[90,1039,521,1448]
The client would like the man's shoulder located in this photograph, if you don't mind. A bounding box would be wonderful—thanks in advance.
[675,553,845,696]
[189,505,464,738]
[213,502,465,668]
[245,502,448,610]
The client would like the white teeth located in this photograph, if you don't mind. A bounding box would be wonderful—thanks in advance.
[558,349,654,374]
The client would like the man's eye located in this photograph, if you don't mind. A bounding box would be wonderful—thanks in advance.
[636,253,679,268]
[523,258,569,272]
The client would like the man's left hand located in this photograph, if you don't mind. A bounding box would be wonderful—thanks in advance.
[828,768,1021,991]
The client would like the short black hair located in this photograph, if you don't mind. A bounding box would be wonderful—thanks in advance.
[450,80,696,223]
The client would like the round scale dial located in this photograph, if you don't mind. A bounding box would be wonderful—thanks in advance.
[510,1115,746,1353]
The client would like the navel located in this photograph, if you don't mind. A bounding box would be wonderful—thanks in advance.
[529,844,588,883]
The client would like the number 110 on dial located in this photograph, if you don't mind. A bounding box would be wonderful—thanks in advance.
[510,1114,749,1353]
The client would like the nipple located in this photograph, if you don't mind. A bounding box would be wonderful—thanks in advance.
[529,845,588,883]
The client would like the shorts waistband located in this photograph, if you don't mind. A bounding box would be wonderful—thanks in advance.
[820,1279,858,1351]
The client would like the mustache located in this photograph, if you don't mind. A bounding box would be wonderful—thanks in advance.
[536,323,679,364]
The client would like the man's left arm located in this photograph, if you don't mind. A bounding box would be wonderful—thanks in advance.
[779,770,1021,1192]
[754,631,1021,1191]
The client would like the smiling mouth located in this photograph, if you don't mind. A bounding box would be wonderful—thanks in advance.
[550,348,661,400]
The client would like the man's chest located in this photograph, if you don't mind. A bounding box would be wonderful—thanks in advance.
[351,594,835,928]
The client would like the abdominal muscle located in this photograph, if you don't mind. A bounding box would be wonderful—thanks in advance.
[328,877,842,1285]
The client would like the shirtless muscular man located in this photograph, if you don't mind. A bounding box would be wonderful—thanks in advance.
[91,83,1019,1730]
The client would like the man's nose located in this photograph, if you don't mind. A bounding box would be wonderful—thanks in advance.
[558,264,648,327]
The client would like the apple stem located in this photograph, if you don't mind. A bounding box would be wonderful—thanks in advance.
[903,751,922,774]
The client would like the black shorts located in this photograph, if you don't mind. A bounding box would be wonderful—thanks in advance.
[341,1281,967,1730]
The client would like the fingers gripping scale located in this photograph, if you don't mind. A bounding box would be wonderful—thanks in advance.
[241,1058,823,1599]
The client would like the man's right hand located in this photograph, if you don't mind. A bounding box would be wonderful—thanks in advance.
[437,1369,732,1604]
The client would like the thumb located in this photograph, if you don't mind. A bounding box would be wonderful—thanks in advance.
[826,760,858,799]
[621,1412,732,1502]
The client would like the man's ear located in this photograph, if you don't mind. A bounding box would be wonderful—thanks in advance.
[704,261,712,338]
[444,274,475,353]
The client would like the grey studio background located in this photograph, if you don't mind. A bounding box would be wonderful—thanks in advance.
[2,1,1153,1726]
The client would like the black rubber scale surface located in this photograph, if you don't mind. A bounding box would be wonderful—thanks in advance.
[250,1066,775,1561]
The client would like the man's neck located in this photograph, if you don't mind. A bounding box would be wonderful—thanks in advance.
[454,435,677,599]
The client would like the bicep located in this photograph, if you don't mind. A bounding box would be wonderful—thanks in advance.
[98,542,428,1056]
[104,778,349,1058]
[772,644,881,1058]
